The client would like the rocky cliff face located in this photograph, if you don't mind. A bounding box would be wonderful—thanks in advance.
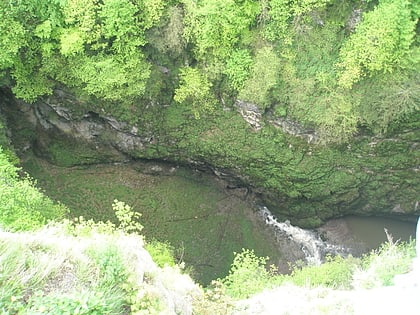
[2,88,419,227]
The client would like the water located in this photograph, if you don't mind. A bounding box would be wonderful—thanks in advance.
[258,206,418,266]
[342,215,416,250]
[258,206,349,265]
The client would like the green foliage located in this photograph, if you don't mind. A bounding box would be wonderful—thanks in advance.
[0,229,136,314]
[314,91,359,142]
[138,0,166,29]
[146,5,186,55]
[193,280,234,314]
[355,70,420,134]
[1,0,417,141]
[145,240,176,267]
[0,8,26,70]
[337,0,417,88]
[99,0,141,43]
[0,147,67,231]
[0,0,164,104]
[221,249,276,299]
[11,57,55,103]
[353,237,416,288]
[24,290,125,315]
[182,0,259,59]
[174,67,217,118]
[61,216,117,237]
[113,199,144,234]
[0,119,16,163]
[86,244,129,290]
[224,49,254,91]
[238,46,281,109]
[262,0,332,42]
[289,255,359,289]
[60,199,143,237]
[59,28,85,57]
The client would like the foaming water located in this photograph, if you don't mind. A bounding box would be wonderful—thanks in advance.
[257,206,349,265]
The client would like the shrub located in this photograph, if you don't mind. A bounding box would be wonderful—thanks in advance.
[145,240,176,268]
[85,244,128,290]
[353,236,415,288]
[0,230,135,314]
[221,249,277,299]
[113,199,143,234]
[0,147,67,231]
[288,255,360,289]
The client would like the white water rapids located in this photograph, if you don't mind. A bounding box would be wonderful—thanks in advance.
[257,206,349,265]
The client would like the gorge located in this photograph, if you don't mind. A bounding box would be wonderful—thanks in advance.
[0,0,418,292]
[1,88,418,285]
[2,88,419,228]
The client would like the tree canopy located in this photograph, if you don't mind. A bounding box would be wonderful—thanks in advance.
[0,0,418,141]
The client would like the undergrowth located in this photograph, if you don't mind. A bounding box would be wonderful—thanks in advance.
[0,147,67,231]
[217,239,416,301]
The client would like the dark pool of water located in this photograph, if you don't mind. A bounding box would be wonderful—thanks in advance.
[343,215,417,250]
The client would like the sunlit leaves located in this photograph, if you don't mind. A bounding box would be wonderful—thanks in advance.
[62,0,100,44]
[0,147,67,231]
[238,46,281,109]
[34,20,53,39]
[0,8,26,70]
[11,58,54,103]
[224,50,253,91]
[0,0,166,103]
[139,0,166,29]
[174,67,216,119]
[60,28,85,56]
[337,0,417,88]
[100,0,138,40]
[68,53,150,101]
[182,0,259,58]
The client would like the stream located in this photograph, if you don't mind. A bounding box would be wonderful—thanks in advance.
[260,206,417,265]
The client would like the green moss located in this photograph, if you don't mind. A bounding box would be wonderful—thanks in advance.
[36,133,123,167]
[22,156,282,286]
[120,102,418,227]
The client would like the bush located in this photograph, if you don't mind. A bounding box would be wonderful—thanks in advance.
[221,249,277,299]
[288,255,360,289]
[113,199,143,234]
[0,147,67,231]
[353,237,415,288]
[145,240,176,268]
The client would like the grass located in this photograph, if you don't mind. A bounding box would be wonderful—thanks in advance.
[0,229,129,314]
[0,220,204,315]
[22,155,282,285]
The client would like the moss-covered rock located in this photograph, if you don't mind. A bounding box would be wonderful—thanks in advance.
[2,88,419,227]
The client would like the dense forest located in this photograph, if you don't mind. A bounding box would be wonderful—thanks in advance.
[1,0,418,140]
[0,0,419,226]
